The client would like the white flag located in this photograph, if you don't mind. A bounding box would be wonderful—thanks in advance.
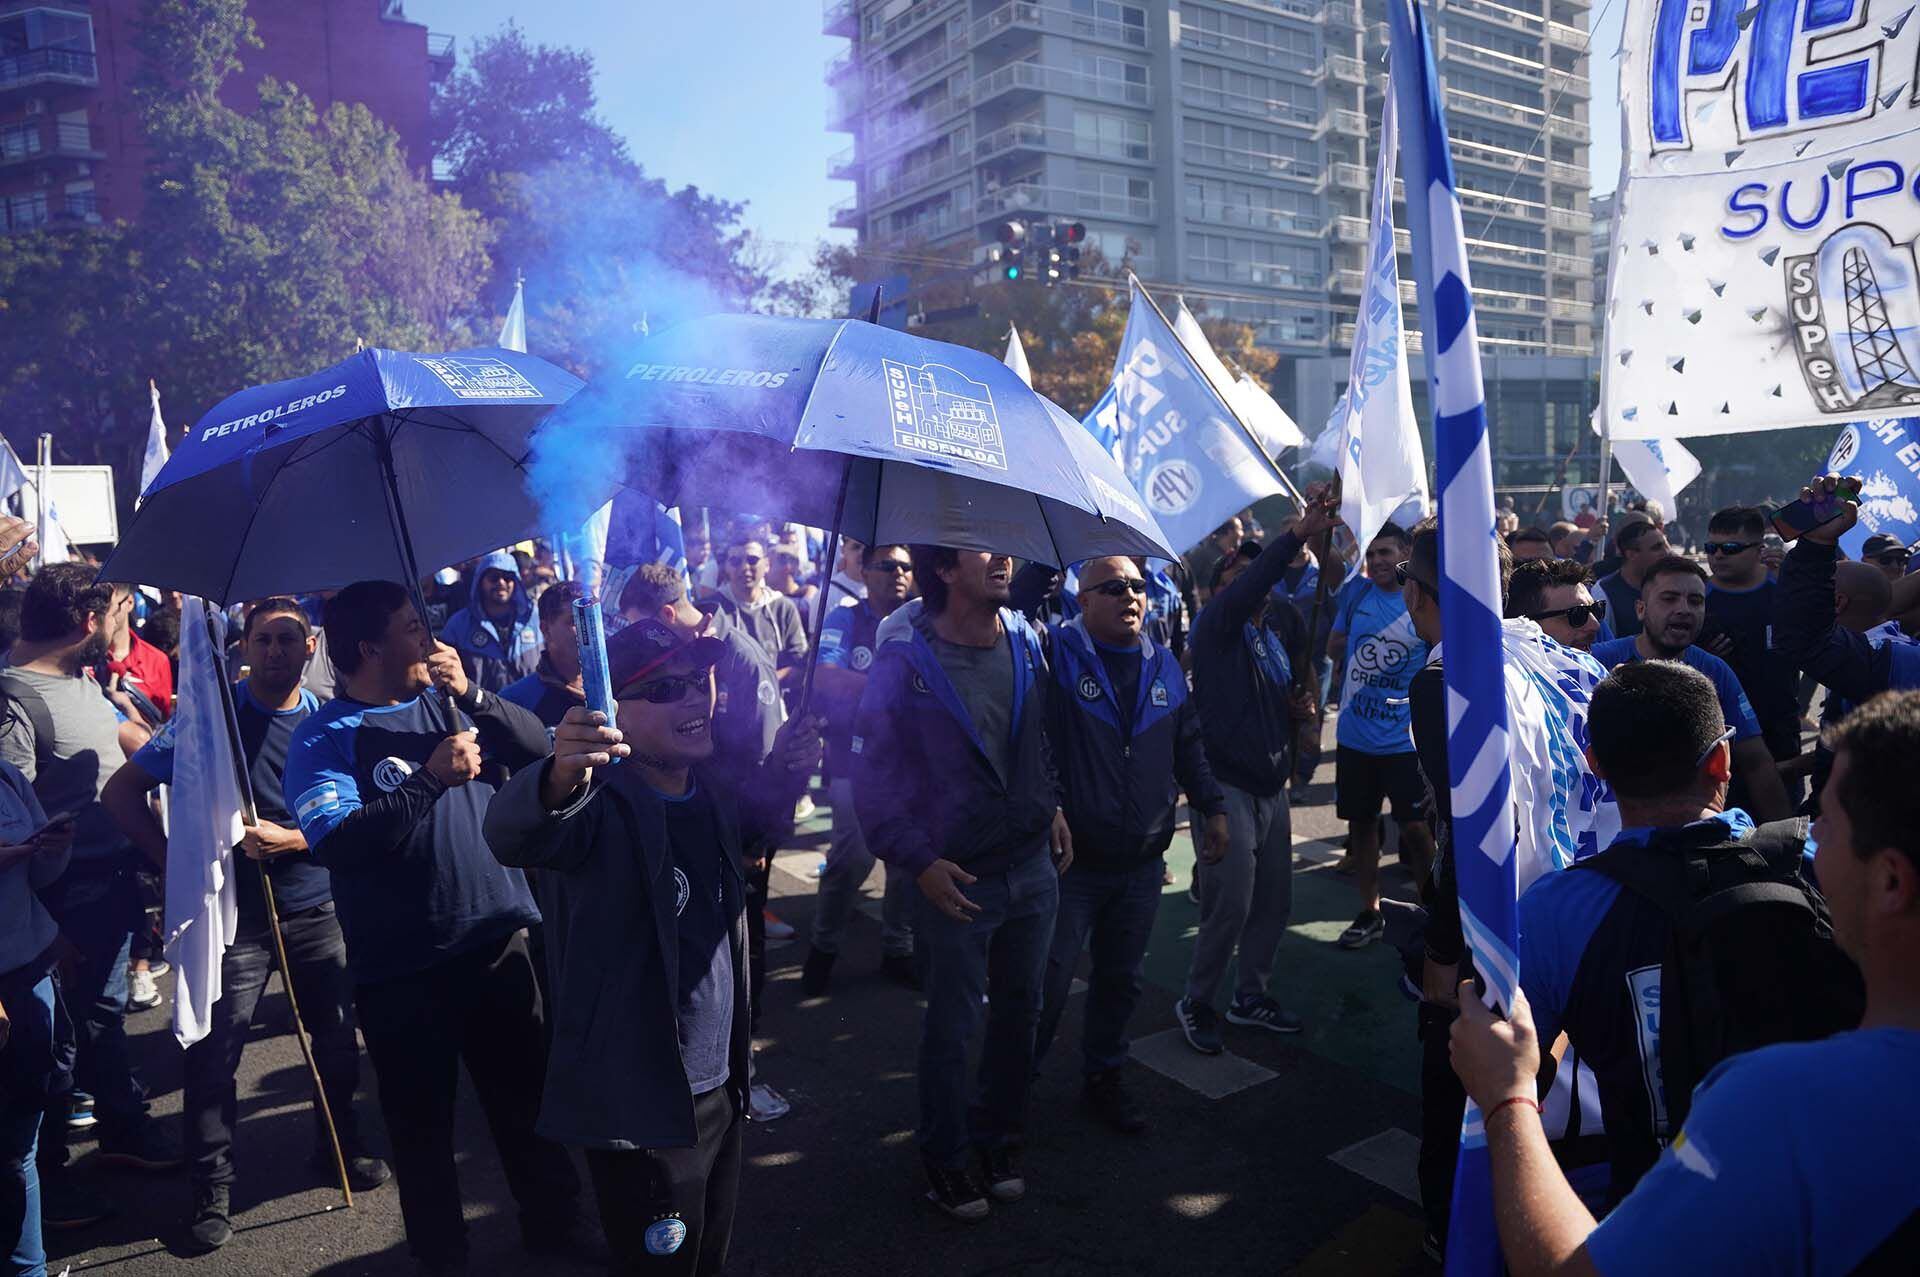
[164,599,246,1048]
[139,381,170,506]
[498,277,527,353]
[1003,324,1032,387]
[1171,300,1302,457]
[1325,90,1428,571]
[1610,435,1701,516]
[0,436,27,505]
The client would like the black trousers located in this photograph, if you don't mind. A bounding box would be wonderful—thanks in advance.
[354,929,579,1266]
[1417,1001,1465,1246]
[584,1086,742,1276]
[183,901,363,1188]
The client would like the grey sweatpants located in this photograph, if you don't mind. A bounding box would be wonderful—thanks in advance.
[811,778,915,957]
[1184,782,1294,1009]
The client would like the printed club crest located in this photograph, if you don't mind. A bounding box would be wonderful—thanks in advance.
[882,359,1007,470]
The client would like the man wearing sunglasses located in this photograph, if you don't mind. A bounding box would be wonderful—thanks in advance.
[801,544,919,995]
[1860,532,1914,585]
[1590,557,1791,820]
[1506,559,1606,651]
[1035,556,1227,1133]
[1700,506,1804,805]
[485,618,821,1276]
[712,536,809,688]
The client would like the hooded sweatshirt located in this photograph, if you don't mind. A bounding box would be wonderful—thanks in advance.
[714,581,809,672]
[441,551,540,694]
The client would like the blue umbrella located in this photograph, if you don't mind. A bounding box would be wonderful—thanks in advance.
[535,313,1175,567]
[100,346,587,604]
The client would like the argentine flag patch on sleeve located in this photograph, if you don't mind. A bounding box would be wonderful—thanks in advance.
[296,781,341,822]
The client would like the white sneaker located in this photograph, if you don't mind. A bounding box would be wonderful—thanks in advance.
[129,968,162,1011]
[749,1083,792,1121]
[794,795,816,822]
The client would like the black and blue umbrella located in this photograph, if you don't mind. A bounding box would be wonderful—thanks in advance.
[100,346,587,604]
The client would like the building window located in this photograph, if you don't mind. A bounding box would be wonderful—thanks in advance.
[1069,0,1148,46]
[1072,109,1150,161]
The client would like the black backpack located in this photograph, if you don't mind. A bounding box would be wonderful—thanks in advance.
[1582,818,1865,1138]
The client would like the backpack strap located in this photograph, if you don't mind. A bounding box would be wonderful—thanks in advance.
[1577,840,1695,923]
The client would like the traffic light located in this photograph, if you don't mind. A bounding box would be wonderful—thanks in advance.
[997,220,1026,282]
[1060,221,1085,279]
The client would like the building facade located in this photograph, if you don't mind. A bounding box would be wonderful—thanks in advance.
[824,0,1597,490]
[0,0,451,233]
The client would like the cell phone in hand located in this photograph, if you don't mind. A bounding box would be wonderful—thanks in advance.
[1771,477,1861,540]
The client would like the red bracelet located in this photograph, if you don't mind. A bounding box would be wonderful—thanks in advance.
[1486,1095,1542,1122]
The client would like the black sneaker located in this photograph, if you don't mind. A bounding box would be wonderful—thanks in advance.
[1082,1069,1147,1134]
[923,1159,989,1222]
[311,1146,393,1192]
[1175,996,1223,1055]
[979,1145,1025,1204]
[800,945,837,996]
[1338,908,1385,949]
[97,1121,183,1171]
[40,1172,114,1230]
[1225,994,1304,1034]
[879,951,921,991]
[185,1183,231,1253]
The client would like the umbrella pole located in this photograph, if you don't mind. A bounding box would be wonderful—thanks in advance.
[795,458,852,721]
[202,607,354,1210]
[371,423,460,734]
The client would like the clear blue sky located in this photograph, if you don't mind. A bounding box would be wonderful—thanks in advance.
[404,0,1625,265]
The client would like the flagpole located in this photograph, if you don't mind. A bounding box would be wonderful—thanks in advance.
[201,606,354,1209]
[1129,276,1308,507]
[1596,416,1614,524]
[34,434,49,570]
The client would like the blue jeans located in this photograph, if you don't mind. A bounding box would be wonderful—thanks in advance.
[1035,859,1163,1077]
[914,851,1058,1168]
[1,975,54,1277]
[39,864,146,1170]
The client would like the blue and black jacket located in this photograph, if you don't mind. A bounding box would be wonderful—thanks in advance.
[1046,619,1224,872]
[284,685,549,985]
[1189,529,1309,797]
[852,607,1058,879]
[440,551,541,694]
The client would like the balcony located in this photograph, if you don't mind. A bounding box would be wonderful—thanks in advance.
[868,149,969,206]
[1186,139,1320,182]
[1179,27,1318,75]
[1451,135,1545,174]
[1321,0,1363,28]
[1458,186,1544,221]
[976,119,1152,165]
[1547,113,1590,142]
[1548,206,1588,231]
[971,1,1148,50]
[1181,82,1316,127]
[0,119,101,166]
[426,32,454,81]
[1443,38,1545,80]
[974,60,1150,108]
[1190,262,1325,291]
[1547,17,1586,44]
[1319,108,1367,138]
[3,189,98,232]
[0,47,98,94]
[1184,196,1321,236]
[826,46,856,82]
[1321,161,1367,190]
[827,79,862,131]
[867,0,963,50]
[829,196,862,229]
[1549,251,1588,275]
[827,143,859,181]
[1330,214,1368,243]
[1446,0,1544,32]
[976,181,1155,224]
[1550,297,1588,320]
[869,207,966,246]
[1474,287,1546,314]
[1331,268,1365,295]
[1319,53,1364,84]
[1445,87,1544,128]
[1547,158,1586,186]
[1466,235,1544,265]
[866,31,967,102]
[823,0,856,38]
[866,94,971,154]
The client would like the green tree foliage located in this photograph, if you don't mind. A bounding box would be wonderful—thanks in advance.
[0,0,490,488]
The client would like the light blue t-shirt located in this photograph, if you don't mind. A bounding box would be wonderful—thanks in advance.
[1587,1028,1920,1276]
[1590,639,1762,741]
[1333,580,1425,754]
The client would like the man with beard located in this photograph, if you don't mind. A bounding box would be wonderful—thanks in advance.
[1507,559,1606,651]
[1,565,180,1223]
[1590,557,1790,820]
[440,552,541,695]
[502,582,589,733]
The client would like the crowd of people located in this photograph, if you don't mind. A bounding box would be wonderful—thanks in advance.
[0,473,1914,1276]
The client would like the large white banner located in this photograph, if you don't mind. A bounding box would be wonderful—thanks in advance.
[1603,0,1920,439]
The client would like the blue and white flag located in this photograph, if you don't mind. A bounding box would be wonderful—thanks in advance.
[1081,384,1120,459]
[596,492,687,622]
[1826,418,1920,559]
[140,381,170,508]
[1324,89,1428,576]
[1387,5,1517,1273]
[1174,299,1306,456]
[1605,433,1700,521]
[1107,276,1288,552]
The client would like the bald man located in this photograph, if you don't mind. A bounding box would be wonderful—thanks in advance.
[1037,556,1227,1133]
[1835,560,1893,635]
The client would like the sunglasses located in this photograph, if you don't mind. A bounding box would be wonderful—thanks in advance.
[1528,598,1608,627]
[1087,578,1148,597]
[616,670,712,705]
[727,554,763,567]
[866,561,911,576]
[1392,562,1438,594]
[1873,550,1912,565]
[1693,726,1736,768]
[1703,540,1759,556]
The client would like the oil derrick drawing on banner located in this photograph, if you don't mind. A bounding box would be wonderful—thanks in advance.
[1602,0,1920,438]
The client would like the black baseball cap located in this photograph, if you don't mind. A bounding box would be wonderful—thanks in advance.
[606,617,724,694]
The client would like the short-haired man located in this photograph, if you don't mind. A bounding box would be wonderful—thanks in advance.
[101,583,173,720]
[1,564,180,1197]
[1039,555,1228,1131]
[1328,522,1436,949]
[486,618,820,1275]
[802,544,918,995]
[1859,532,1912,584]
[1507,527,1553,563]
[439,551,540,694]
[101,599,389,1251]
[853,546,1072,1220]
[284,581,590,1273]
[712,537,808,686]
[1589,557,1789,820]
[1506,559,1606,651]
[1592,520,1669,640]
[501,580,590,731]
[1700,506,1802,801]
[1447,687,1920,1277]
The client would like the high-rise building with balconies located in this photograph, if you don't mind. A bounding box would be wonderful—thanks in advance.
[823,0,1597,495]
[0,0,453,235]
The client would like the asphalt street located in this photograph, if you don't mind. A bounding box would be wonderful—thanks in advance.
[51,725,1440,1277]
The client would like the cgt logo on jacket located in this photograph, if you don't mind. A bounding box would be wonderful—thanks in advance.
[372,757,415,792]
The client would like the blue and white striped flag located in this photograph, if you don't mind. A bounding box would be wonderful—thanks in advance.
[1386,5,1518,1273]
